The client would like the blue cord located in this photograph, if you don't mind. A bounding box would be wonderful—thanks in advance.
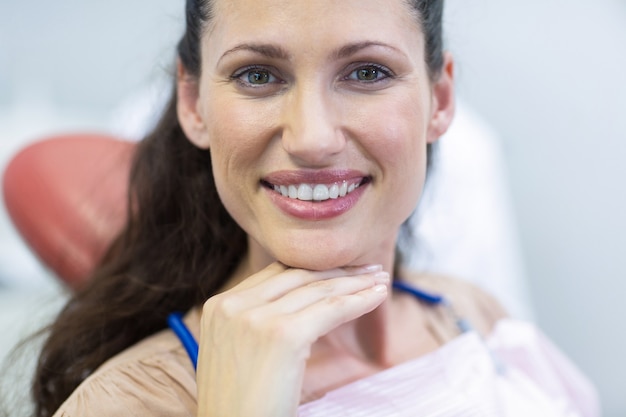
[167,312,199,370]
[393,280,474,335]
[392,280,444,305]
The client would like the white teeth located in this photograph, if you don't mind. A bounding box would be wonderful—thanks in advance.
[297,184,313,201]
[339,181,348,197]
[272,180,362,201]
[329,183,339,199]
[313,184,330,201]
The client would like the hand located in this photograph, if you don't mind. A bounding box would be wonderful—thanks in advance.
[196,262,389,417]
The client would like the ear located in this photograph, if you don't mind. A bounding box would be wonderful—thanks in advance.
[176,59,210,149]
[426,52,456,144]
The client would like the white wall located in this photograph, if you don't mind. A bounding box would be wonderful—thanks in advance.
[1,1,624,415]
[444,1,626,415]
[0,0,182,286]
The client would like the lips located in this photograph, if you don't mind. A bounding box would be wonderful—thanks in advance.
[261,170,371,219]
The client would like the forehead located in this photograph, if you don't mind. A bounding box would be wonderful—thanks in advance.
[206,0,423,56]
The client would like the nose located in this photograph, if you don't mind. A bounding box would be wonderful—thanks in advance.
[281,84,346,165]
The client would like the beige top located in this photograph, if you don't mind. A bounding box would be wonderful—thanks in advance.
[52,274,507,417]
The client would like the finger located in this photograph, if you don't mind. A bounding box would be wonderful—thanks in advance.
[260,271,390,316]
[287,284,389,345]
[206,264,386,318]
[235,263,384,301]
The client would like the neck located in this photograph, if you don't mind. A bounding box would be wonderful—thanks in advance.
[316,285,396,366]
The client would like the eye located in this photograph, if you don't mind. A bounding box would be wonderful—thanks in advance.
[347,64,392,83]
[246,69,272,84]
[232,66,280,87]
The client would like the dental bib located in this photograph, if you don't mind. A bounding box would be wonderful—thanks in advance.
[168,282,600,417]
[298,319,600,417]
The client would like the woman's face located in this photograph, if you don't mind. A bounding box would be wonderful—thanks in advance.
[179,0,454,271]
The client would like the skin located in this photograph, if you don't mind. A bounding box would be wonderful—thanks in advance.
[177,0,455,415]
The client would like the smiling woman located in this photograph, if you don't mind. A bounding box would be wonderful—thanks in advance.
[29,1,599,417]
[177,1,452,271]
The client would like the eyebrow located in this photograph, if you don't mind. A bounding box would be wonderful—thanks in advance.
[218,40,404,65]
[331,41,404,60]
[218,43,291,64]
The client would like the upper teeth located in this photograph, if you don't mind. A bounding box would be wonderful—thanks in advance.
[273,181,360,201]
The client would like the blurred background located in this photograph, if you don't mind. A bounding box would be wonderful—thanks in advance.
[0,0,624,415]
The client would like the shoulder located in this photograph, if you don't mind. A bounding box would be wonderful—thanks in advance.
[53,312,199,417]
[400,269,509,337]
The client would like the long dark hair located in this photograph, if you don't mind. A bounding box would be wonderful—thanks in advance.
[31,1,446,416]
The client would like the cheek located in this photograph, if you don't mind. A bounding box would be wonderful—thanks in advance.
[353,91,430,200]
[203,96,278,228]
[378,127,427,224]
[205,96,271,175]
[376,105,430,229]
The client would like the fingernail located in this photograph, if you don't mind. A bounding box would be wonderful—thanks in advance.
[355,264,383,273]
[372,284,388,293]
[374,271,390,283]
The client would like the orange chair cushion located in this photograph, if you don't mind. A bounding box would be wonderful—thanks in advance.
[2,133,135,289]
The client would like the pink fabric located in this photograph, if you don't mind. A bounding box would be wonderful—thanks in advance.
[298,319,600,417]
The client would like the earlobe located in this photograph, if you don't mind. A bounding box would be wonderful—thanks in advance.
[427,52,456,144]
[176,60,210,149]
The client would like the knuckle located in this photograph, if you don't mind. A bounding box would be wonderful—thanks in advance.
[308,279,335,293]
[285,268,315,286]
[324,294,347,307]
[202,296,217,314]
[239,309,264,329]
[266,320,297,343]
[206,293,241,319]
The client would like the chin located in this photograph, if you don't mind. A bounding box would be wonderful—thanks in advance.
[275,245,368,271]
[250,228,395,272]
[279,257,345,271]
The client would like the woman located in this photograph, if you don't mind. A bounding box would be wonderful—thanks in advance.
[33,0,599,416]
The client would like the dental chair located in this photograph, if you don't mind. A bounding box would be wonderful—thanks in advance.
[2,133,134,290]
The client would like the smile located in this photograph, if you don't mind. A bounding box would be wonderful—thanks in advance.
[269,179,366,202]
[261,171,370,219]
